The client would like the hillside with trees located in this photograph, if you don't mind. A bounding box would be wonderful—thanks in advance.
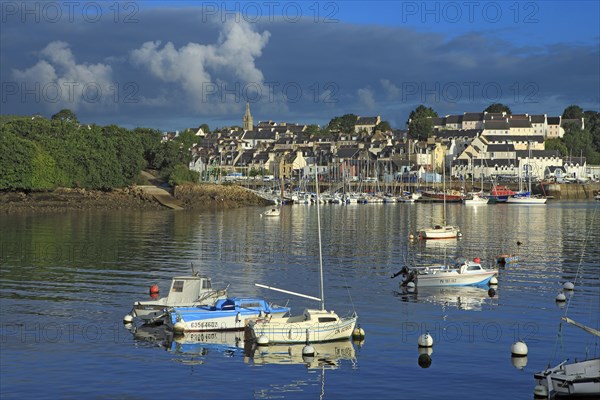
[0,110,198,191]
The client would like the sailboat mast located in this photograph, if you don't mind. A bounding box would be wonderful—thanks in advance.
[315,169,325,311]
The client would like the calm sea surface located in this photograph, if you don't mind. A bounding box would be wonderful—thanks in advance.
[1,201,599,399]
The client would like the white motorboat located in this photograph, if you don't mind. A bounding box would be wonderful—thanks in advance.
[392,258,497,287]
[262,207,281,217]
[247,170,358,344]
[128,273,228,324]
[463,192,489,205]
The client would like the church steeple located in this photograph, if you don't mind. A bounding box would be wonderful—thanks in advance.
[243,102,253,131]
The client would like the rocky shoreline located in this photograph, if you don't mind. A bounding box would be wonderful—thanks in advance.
[0,184,272,214]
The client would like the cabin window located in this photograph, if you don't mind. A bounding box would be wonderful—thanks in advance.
[241,302,261,309]
[318,317,337,323]
[172,280,184,292]
[202,280,212,289]
[467,265,481,271]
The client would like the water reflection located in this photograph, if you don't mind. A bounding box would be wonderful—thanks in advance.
[247,340,357,369]
[394,285,498,311]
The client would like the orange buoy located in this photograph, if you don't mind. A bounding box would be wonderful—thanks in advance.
[149,284,159,295]
[473,257,481,263]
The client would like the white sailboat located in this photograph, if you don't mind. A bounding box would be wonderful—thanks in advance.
[418,155,461,239]
[463,156,489,205]
[507,143,546,205]
[246,171,358,344]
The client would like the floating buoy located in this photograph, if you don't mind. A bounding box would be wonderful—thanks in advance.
[563,282,575,291]
[123,322,133,331]
[149,284,159,295]
[489,276,498,285]
[407,281,416,289]
[511,356,528,370]
[556,292,566,302]
[123,314,133,323]
[173,321,186,334]
[488,288,496,298]
[473,257,481,263]
[257,335,269,346]
[409,233,415,241]
[516,241,522,246]
[533,385,549,398]
[302,344,315,357]
[457,232,463,238]
[418,332,433,348]
[352,326,365,340]
[511,341,528,357]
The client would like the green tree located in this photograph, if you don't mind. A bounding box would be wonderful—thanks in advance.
[168,164,199,186]
[199,124,210,134]
[305,124,322,137]
[583,111,600,150]
[407,105,438,124]
[375,120,392,132]
[562,105,584,120]
[408,118,434,141]
[326,114,358,133]
[484,103,512,114]
[51,109,79,124]
[544,138,567,156]
[0,131,35,190]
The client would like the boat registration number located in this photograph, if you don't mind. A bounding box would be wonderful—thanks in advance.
[440,279,457,284]
[190,321,219,329]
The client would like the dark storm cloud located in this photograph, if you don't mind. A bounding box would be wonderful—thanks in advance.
[1,6,597,130]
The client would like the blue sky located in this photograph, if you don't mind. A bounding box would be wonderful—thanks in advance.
[1,1,598,131]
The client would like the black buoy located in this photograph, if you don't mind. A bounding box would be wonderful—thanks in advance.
[516,241,522,246]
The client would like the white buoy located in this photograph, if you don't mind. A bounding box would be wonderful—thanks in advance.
[406,281,416,290]
[409,233,415,241]
[556,292,566,302]
[563,281,574,291]
[489,276,498,285]
[511,341,528,357]
[257,335,269,346]
[302,344,315,357]
[418,332,433,348]
[123,322,133,331]
[123,314,133,323]
[511,356,528,370]
[533,384,549,398]
[173,321,186,334]
[352,326,365,340]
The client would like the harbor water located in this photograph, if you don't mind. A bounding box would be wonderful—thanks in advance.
[1,201,599,399]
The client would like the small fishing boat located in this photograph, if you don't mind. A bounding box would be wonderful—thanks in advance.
[127,273,228,324]
[392,258,497,287]
[166,297,290,332]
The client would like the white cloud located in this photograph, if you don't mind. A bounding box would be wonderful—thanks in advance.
[380,78,400,100]
[12,41,114,111]
[357,87,376,110]
[130,19,270,112]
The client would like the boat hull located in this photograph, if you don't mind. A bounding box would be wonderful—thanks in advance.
[415,271,496,287]
[247,314,358,344]
[167,298,290,332]
[418,226,460,240]
[506,196,547,204]
[534,358,600,397]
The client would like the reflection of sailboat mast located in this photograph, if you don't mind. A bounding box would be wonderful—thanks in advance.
[320,366,325,400]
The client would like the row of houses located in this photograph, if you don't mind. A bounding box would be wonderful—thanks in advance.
[178,106,593,183]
